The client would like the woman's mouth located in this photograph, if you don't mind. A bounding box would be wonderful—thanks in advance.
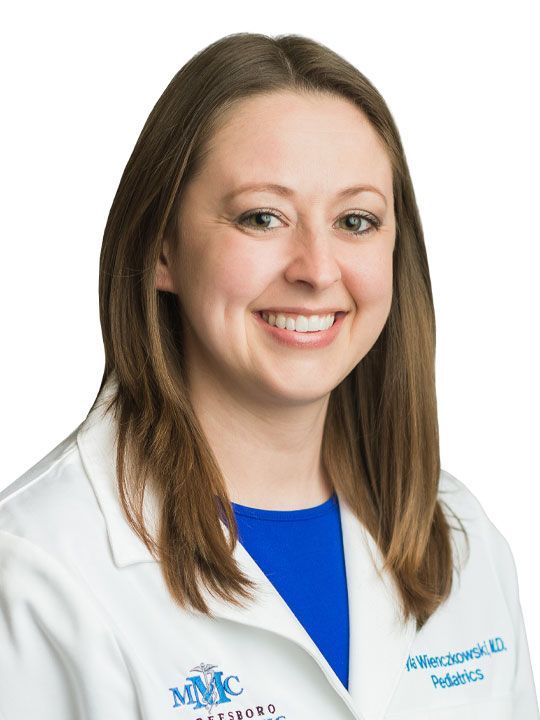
[252,310,347,349]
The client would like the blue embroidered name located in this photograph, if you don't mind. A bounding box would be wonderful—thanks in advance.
[405,637,507,689]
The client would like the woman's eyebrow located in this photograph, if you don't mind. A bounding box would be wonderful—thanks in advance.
[223,182,387,207]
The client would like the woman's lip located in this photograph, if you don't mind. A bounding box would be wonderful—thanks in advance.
[252,310,347,349]
[257,309,347,315]
[255,310,348,318]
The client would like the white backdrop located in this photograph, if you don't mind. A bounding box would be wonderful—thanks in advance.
[2,0,539,689]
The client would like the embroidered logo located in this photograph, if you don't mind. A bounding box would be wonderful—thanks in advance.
[170,661,244,712]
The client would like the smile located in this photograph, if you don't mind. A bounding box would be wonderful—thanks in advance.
[253,311,347,349]
[260,311,336,332]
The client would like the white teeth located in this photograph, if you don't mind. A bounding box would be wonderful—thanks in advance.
[261,312,336,332]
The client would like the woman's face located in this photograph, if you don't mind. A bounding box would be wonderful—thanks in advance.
[157,91,396,406]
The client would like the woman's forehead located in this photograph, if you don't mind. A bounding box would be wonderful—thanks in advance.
[193,94,393,203]
[209,91,384,152]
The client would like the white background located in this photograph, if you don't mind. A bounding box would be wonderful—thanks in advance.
[2,0,539,690]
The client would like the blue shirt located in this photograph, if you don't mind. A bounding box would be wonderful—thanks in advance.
[228,492,350,690]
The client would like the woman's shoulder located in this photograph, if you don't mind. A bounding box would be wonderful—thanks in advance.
[0,426,128,681]
[0,421,113,582]
[438,467,510,546]
[0,425,92,539]
[437,467,523,615]
[0,481,142,720]
[438,467,492,522]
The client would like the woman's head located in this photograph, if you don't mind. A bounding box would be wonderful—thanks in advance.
[155,89,396,408]
[99,32,415,407]
[97,32,460,630]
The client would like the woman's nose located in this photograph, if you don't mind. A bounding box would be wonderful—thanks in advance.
[283,231,342,290]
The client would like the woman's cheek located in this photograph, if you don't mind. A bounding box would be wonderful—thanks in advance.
[352,248,393,303]
[213,242,277,301]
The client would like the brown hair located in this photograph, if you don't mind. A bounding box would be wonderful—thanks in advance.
[95,32,466,631]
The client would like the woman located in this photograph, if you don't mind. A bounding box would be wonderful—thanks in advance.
[0,32,538,720]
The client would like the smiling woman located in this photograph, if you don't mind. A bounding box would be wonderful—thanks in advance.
[0,31,538,720]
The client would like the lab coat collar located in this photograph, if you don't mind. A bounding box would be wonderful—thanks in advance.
[77,375,417,720]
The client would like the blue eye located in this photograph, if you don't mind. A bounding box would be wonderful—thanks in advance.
[236,208,381,236]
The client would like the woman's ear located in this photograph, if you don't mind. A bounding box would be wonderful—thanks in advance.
[155,236,177,293]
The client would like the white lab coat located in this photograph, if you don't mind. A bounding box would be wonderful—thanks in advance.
[0,376,538,720]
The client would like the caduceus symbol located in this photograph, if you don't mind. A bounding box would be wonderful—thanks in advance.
[190,662,219,712]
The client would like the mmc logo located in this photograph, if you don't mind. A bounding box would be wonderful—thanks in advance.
[170,662,244,712]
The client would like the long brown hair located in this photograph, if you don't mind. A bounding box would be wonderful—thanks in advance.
[95,32,466,631]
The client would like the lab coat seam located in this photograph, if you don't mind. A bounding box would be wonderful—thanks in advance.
[480,517,526,690]
[71,576,150,670]
[444,477,526,689]
[94,619,148,718]
[27,600,87,718]
[477,514,519,631]
[0,440,79,511]
[442,471,518,626]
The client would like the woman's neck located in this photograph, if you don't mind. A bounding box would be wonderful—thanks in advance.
[187,369,333,511]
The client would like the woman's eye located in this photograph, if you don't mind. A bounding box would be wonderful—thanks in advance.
[237,210,283,232]
[236,209,380,236]
[336,213,380,236]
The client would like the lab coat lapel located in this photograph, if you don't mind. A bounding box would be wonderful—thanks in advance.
[338,493,418,720]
